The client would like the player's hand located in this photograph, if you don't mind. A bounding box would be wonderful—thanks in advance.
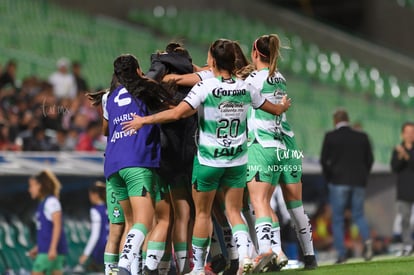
[281,95,292,111]
[48,248,57,261]
[396,145,409,160]
[122,114,144,134]
[79,254,88,265]
[28,246,38,259]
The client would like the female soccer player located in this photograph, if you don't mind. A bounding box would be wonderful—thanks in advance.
[77,181,109,272]
[247,34,317,270]
[144,42,196,274]
[122,39,290,275]
[28,170,68,275]
[102,54,175,275]
[88,76,127,275]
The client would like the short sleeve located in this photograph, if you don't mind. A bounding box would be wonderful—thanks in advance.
[248,83,266,109]
[102,92,109,120]
[196,70,214,81]
[44,196,62,221]
[183,82,206,109]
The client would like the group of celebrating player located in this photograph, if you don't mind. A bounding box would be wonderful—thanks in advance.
[94,34,318,275]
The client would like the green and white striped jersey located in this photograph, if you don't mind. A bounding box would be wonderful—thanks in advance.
[184,76,265,167]
[245,69,294,149]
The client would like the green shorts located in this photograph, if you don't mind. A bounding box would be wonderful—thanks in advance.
[192,156,247,192]
[246,143,280,186]
[106,179,125,224]
[108,167,157,201]
[32,254,65,272]
[277,135,303,184]
[155,174,170,203]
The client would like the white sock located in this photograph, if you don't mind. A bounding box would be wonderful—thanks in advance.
[130,255,140,275]
[232,224,252,261]
[222,225,239,260]
[192,237,210,271]
[255,217,272,254]
[271,222,282,254]
[145,241,166,270]
[174,242,188,273]
[118,224,147,270]
[287,203,315,256]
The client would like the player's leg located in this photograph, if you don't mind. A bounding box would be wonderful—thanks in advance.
[105,178,125,274]
[144,177,172,273]
[117,167,156,274]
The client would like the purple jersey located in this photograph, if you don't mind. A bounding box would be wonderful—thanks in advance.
[35,196,68,254]
[103,86,161,178]
[91,204,109,263]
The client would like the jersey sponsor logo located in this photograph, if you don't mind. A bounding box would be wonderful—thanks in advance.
[114,88,131,107]
[213,144,243,158]
[212,87,247,98]
[113,207,121,218]
[110,129,134,143]
[218,101,244,113]
[112,112,137,125]
[266,75,285,85]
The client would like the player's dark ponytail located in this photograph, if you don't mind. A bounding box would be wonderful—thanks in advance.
[113,54,176,112]
[209,39,236,75]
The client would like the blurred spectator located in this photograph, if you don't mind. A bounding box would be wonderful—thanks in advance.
[0,60,18,110]
[22,126,59,151]
[72,61,89,94]
[320,108,374,263]
[0,61,100,152]
[0,59,17,90]
[311,203,334,251]
[75,121,102,151]
[48,57,77,100]
[390,122,414,256]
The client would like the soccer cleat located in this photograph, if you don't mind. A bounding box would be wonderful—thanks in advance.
[143,265,159,275]
[117,267,131,275]
[238,257,253,275]
[223,259,239,275]
[266,250,289,272]
[252,250,275,273]
[108,267,119,275]
[303,255,318,270]
[275,251,289,269]
[205,253,227,274]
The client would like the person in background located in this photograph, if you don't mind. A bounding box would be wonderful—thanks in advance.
[27,170,68,275]
[75,120,102,151]
[76,181,109,272]
[320,108,374,263]
[0,59,17,90]
[391,122,414,256]
[48,57,77,100]
[72,61,89,94]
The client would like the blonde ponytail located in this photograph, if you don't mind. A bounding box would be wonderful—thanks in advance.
[268,34,281,77]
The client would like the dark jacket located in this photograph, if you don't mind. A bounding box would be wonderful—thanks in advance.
[320,125,374,187]
[145,50,197,183]
[391,143,414,202]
